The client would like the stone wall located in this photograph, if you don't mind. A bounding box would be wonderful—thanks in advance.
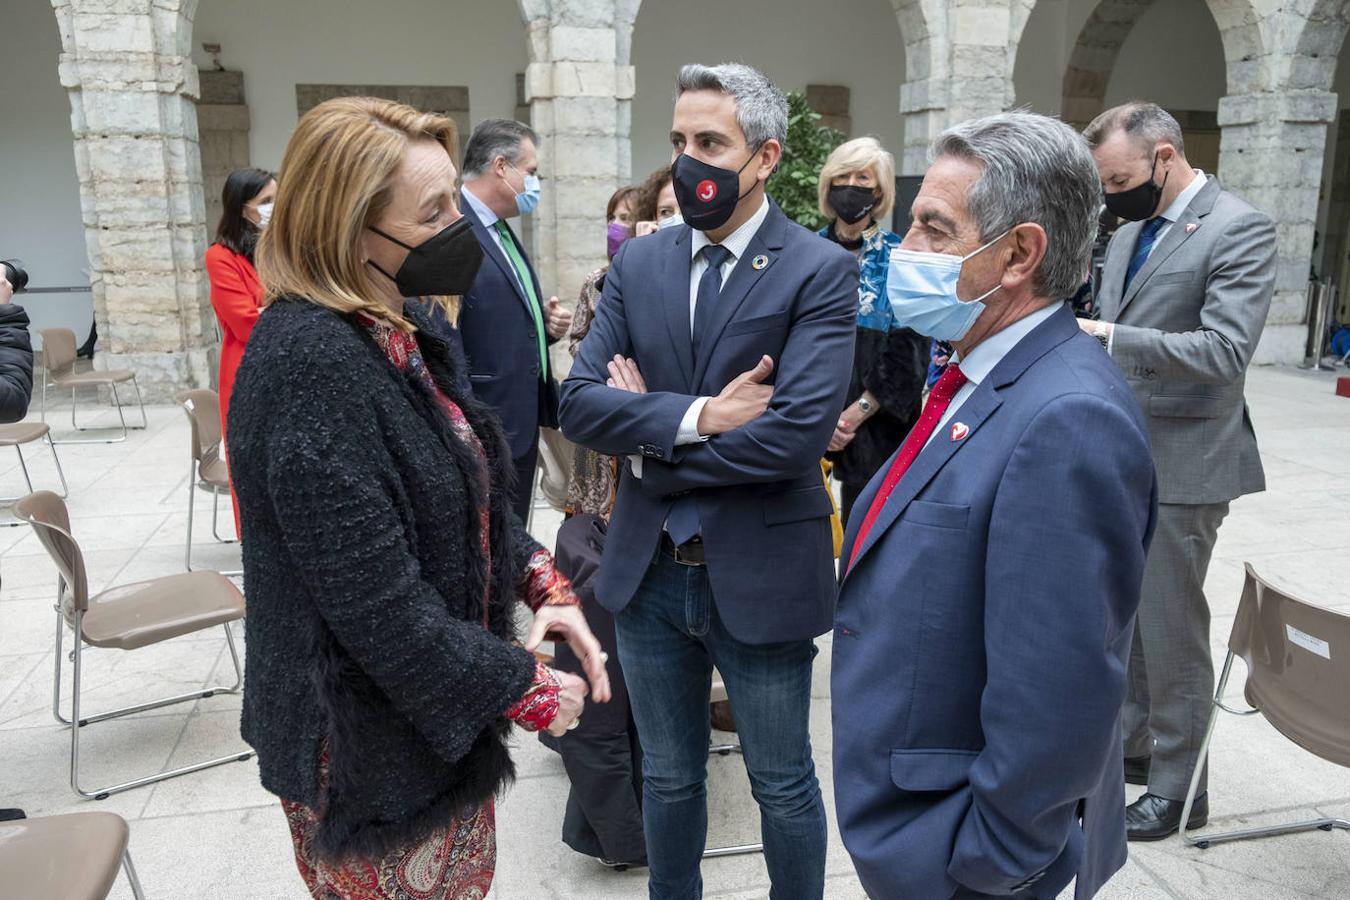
[197,69,250,245]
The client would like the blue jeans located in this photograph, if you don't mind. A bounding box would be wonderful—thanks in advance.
[615,550,827,900]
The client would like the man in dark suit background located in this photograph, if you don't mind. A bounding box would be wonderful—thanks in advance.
[559,63,857,899]
[455,119,572,519]
[831,111,1157,899]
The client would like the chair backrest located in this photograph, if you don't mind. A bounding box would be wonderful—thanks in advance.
[12,491,89,613]
[175,389,222,464]
[38,328,77,378]
[1231,563,1350,768]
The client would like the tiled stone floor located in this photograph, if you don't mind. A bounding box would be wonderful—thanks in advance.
[1,364,1348,899]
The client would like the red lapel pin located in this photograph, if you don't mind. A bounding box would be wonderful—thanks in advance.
[951,422,969,441]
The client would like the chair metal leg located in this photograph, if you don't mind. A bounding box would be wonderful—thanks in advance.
[0,444,37,512]
[122,849,146,900]
[131,376,148,429]
[185,459,197,572]
[46,433,68,498]
[702,739,765,859]
[55,379,141,444]
[1182,652,1350,848]
[63,612,254,801]
[209,486,236,544]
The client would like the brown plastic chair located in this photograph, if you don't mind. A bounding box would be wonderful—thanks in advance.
[0,811,144,899]
[175,389,237,571]
[13,490,253,800]
[38,327,147,443]
[704,671,764,860]
[1181,563,1350,848]
[0,422,68,510]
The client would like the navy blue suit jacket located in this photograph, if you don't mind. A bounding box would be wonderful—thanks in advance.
[831,305,1157,899]
[447,191,558,459]
[558,202,858,644]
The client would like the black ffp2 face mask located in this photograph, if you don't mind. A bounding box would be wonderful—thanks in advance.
[828,184,879,226]
[671,151,757,232]
[1103,153,1169,222]
[367,216,484,297]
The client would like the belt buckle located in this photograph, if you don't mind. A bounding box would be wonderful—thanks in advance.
[668,537,704,566]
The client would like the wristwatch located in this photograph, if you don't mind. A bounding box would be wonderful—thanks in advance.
[856,396,874,414]
[1092,322,1110,350]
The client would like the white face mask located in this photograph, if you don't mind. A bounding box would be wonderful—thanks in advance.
[885,230,1009,342]
[657,212,684,230]
[255,201,274,227]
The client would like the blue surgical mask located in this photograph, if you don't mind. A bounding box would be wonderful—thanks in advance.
[886,230,1009,341]
[657,212,684,230]
[507,163,541,216]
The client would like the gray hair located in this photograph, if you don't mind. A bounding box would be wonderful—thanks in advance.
[931,111,1100,301]
[676,63,788,150]
[1083,101,1185,158]
[461,118,539,179]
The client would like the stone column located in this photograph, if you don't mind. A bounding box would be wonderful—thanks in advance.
[197,69,251,246]
[895,0,1032,175]
[52,0,213,399]
[1217,89,1338,364]
[520,0,635,312]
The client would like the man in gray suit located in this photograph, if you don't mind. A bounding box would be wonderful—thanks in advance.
[1083,102,1275,840]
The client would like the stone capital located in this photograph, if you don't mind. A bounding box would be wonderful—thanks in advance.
[1217,90,1339,128]
[525,62,634,101]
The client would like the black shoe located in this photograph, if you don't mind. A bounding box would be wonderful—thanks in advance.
[1124,755,1151,786]
[1126,792,1207,841]
[597,856,648,871]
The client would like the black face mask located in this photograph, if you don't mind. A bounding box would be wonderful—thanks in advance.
[671,152,757,232]
[367,217,484,297]
[828,184,878,226]
[1103,153,1169,222]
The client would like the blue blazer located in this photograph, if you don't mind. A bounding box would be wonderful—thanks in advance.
[446,192,558,459]
[558,202,858,644]
[831,305,1157,900]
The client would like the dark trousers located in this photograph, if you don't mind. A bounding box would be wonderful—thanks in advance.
[510,440,539,522]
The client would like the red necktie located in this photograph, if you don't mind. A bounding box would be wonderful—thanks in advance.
[848,364,968,570]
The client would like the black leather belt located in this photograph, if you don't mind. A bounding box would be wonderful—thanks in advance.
[659,533,705,566]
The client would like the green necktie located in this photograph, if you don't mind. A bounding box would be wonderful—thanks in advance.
[494,220,549,378]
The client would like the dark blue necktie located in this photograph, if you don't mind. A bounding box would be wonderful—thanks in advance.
[667,243,733,545]
[1124,217,1165,292]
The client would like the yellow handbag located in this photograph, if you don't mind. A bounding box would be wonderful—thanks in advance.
[821,459,843,558]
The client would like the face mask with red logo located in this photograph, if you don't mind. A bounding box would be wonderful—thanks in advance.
[671,151,757,232]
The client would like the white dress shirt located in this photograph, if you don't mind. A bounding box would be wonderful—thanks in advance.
[631,197,772,477]
[924,302,1065,450]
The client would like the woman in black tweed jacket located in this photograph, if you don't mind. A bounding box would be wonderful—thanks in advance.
[229,97,608,895]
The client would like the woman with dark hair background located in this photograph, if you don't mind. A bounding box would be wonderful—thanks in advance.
[205,167,275,533]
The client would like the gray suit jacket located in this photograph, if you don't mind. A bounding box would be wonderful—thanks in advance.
[1097,175,1274,505]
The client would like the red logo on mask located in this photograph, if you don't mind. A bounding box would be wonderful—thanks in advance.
[697,180,718,203]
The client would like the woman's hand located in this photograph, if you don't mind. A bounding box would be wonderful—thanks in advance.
[526,605,613,703]
[546,670,589,736]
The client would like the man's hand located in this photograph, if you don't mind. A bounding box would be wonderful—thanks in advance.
[525,604,613,704]
[697,355,774,436]
[634,220,659,237]
[606,355,648,394]
[545,670,589,736]
[0,275,12,306]
[1077,318,1112,339]
[544,296,573,339]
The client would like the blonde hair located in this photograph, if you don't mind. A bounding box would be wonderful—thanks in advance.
[817,136,896,225]
[256,96,461,331]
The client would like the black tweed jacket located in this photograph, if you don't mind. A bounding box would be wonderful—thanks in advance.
[228,297,539,861]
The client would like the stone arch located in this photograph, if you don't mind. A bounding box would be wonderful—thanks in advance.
[1286,0,1350,92]
[1202,0,1266,95]
[1060,0,1158,128]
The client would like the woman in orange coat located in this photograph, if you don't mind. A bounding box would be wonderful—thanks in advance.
[205,167,275,533]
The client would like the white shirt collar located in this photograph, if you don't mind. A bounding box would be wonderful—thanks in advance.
[1157,169,1207,223]
[951,301,1064,387]
[690,197,771,262]
[462,182,499,228]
